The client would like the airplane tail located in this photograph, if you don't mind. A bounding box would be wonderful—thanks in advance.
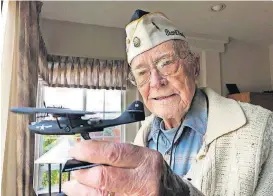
[120,100,145,122]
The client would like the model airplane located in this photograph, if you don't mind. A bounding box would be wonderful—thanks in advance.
[10,100,145,196]
[10,100,145,140]
[10,100,145,170]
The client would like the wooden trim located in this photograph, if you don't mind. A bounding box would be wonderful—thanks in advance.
[227,92,251,103]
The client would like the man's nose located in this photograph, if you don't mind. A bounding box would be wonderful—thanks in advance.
[149,69,166,88]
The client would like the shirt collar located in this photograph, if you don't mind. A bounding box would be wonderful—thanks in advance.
[183,88,208,135]
[147,116,161,143]
[148,88,208,142]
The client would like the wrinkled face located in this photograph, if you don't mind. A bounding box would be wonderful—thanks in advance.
[130,40,200,120]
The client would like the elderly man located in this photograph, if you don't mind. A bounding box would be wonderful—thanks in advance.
[63,10,273,196]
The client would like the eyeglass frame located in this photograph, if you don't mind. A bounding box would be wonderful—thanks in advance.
[127,50,192,87]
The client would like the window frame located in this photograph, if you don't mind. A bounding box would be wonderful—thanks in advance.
[34,79,126,194]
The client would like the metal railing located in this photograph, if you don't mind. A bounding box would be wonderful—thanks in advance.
[46,163,70,196]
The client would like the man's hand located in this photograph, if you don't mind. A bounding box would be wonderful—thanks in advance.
[62,140,164,196]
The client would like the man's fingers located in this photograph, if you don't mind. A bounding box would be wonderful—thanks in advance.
[72,165,139,194]
[62,180,109,196]
[69,140,146,168]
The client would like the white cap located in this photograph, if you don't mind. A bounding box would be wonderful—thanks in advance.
[125,11,187,64]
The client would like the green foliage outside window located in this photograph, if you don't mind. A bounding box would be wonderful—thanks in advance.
[42,135,58,154]
[41,135,62,188]
[41,169,69,187]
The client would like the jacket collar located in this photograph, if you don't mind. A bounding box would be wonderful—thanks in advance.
[134,88,247,147]
[201,88,246,145]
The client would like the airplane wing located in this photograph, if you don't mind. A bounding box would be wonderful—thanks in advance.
[10,107,96,115]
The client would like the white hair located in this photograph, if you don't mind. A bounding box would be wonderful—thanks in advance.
[172,40,200,85]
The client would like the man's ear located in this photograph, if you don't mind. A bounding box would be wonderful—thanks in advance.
[192,52,200,77]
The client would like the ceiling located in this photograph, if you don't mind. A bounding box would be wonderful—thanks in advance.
[41,1,273,46]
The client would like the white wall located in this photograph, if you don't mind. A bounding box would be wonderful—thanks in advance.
[199,51,222,94]
[221,39,271,96]
[269,44,273,89]
[40,19,126,60]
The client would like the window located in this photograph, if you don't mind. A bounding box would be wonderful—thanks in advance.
[34,81,125,194]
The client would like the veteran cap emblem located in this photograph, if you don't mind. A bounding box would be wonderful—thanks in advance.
[133,37,141,47]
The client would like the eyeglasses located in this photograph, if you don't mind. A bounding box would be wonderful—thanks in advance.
[128,51,191,87]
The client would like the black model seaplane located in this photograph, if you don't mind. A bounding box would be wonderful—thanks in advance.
[10,100,145,173]
[11,101,145,195]
[10,100,145,140]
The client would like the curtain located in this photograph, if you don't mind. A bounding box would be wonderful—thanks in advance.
[1,1,46,196]
[43,55,131,90]
[1,2,18,195]
[38,28,49,87]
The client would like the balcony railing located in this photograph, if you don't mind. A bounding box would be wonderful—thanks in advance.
[47,163,69,196]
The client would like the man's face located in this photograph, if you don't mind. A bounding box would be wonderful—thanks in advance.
[130,40,199,121]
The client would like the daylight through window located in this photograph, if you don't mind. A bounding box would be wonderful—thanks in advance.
[34,83,125,193]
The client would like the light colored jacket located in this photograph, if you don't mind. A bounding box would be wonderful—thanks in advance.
[134,88,273,196]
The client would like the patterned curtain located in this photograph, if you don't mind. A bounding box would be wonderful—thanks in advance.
[1,1,46,196]
[16,2,46,196]
[38,31,49,86]
[42,55,131,90]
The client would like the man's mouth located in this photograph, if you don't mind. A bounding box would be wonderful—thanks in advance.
[153,94,176,100]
